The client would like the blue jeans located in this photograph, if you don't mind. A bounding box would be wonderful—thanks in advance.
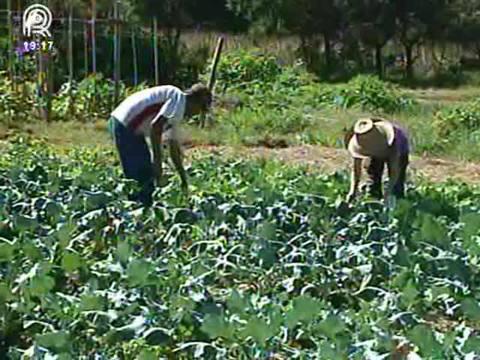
[109,117,154,206]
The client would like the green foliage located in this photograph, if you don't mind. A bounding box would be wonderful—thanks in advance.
[212,49,282,91]
[331,75,417,113]
[434,99,480,137]
[1,139,480,358]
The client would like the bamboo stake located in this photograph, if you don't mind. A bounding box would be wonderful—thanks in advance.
[113,0,120,106]
[131,27,138,86]
[84,21,89,76]
[208,36,225,91]
[153,17,159,85]
[7,0,14,90]
[68,7,74,116]
[201,36,224,128]
[91,0,97,118]
[91,0,97,75]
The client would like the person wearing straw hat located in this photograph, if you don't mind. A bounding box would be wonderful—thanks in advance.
[108,83,212,206]
[344,117,410,203]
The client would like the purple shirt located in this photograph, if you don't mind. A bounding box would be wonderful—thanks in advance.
[393,125,410,155]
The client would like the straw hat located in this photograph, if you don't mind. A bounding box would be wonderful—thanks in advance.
[347,118,395,159]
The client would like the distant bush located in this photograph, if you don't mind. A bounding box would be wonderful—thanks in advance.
[0,73,34,119]
[212,49,282,92]
[52,75,150,121]
[434,100,480,137]
[331,75,417,114]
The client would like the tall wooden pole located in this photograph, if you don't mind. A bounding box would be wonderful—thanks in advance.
[113,0,120,106]
[153,17,159,85]
[91,0,97,75]
[7,0,14,90]
[131,27,138,86]
[84,22,89,76]
[91,0,97,117]
[201,36,224,128]
[208,37,225,92]
[68,7,74,116]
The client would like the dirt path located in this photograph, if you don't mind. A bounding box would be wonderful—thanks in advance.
[188,145,480,184]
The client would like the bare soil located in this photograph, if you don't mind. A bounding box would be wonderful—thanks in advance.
[187,144,480,184]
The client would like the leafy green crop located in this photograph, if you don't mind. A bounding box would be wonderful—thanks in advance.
[434,99,480,137]
[1,139,480,359]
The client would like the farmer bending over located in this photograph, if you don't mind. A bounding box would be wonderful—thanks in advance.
[344,118,410,203]
[109,84,212,206]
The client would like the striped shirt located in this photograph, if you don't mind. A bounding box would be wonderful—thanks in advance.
[111,85,186,136]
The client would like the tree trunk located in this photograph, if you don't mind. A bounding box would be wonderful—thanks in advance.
[375,44,383,78]
[323,33,332,72]
[404,43,414,79]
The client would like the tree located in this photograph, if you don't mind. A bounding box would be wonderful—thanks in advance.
[227,0,346,73]
[449,0,480,60]
[394,0,451,79]
[348,0,396,78]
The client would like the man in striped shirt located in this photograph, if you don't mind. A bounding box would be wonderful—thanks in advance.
[108,83,212,206]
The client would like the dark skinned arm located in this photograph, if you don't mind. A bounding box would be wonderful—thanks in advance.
[151,115,167,186]
[169,138,188,194]
[347,158,363,203]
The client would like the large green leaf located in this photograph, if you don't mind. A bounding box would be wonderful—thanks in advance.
[463,336,480,354]
[285,295,324,329]
[61,252,83,273]
[315,315,346,340]
[36,331,70,352]
[241,316,274,345]
[407,325,443,357]
[126,259,152,287]
[414,214,449,248]
[201,313,235,340]
[461,298,480,322]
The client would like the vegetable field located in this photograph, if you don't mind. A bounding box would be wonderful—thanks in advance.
[1,139,480,359]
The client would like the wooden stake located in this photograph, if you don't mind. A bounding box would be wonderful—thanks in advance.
[208,36,225,91]
[7,0,14,90]
[131,27,138,86]
[201,36,224,128]
[91,0,97,117]
[113,0,120,106]
[84,21,89,76]
[91,0,97,75]
[68,7,74,116]
[153,17,159,85]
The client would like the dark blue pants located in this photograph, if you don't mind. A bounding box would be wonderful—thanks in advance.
[109,117,154,206]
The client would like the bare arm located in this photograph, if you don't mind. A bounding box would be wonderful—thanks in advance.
[347,158,362,202]
[151,115,167,185]
[169,138,188,193]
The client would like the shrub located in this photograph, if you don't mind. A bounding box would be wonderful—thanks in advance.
[212,49,282,92]
[434,99,480,137]
[332,75,416,114]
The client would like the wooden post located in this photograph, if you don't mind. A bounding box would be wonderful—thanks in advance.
[91,0,97,117]
[153,17,159,85]
[91,0,97,75]
[131,27,138,86]
[113,0,120,106]
[84,21,89,76]
[37,46,47,120]
[68,7,74,116]
[201,36,224,128]
[7,0,14,90]
[208,36,225,92]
